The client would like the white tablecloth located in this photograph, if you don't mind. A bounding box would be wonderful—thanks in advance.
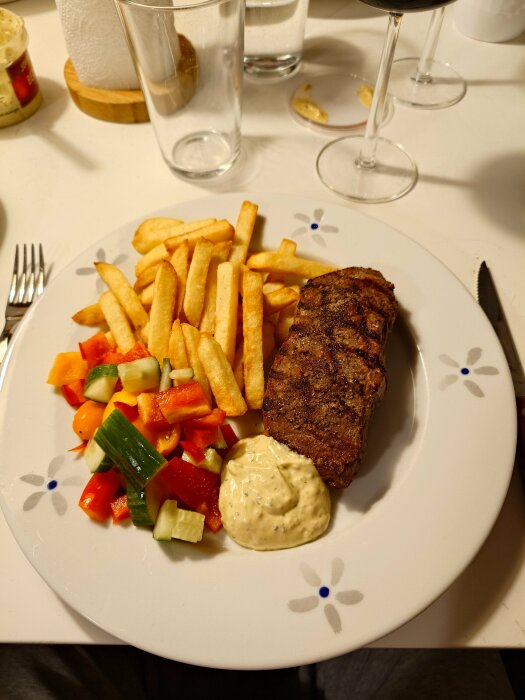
[1,0,524,650]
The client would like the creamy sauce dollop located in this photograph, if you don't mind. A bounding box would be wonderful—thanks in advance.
[219,434,330,551]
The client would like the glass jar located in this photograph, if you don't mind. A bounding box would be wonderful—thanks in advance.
[0,6,41,128]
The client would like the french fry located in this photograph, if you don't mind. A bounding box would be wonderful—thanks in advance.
[265,238,298,284]
[139,283,154,308]
[72,303,105,326]
[213,261,239,366]
[140,321,149,346]
[237,263,251,297]
[181,323,212,405]
[98,291,136,353]
[95,262,149,330]
[229,200,258,265]
[199,241,232,333]
[262,281,285,295]
[133,217,215,254]
[233,341,244,393]
[276,238,297,256]
[198,333,247,416]
[263,285,300,316]
[168,318,189,369]
[262,319,276,361]
[132,217,183,254]
[170,240,189,318]
[242,269,265,410]
[147,261,178,363]
[275,284,300,344]
[134,264,160,292]
[165,219,234,253]
[246,251,336,279]
[135,243,169,278]
[183,237,214,327]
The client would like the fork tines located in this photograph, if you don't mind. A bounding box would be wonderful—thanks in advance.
[10,244,45,306]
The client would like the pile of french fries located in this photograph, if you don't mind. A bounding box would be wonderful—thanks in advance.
[72,201,337,417]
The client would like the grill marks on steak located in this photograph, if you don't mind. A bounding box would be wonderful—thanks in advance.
[262,267,397,489]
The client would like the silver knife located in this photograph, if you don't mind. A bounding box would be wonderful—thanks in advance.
[477,261,525,481]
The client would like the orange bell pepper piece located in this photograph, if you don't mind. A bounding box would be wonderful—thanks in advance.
[47,352,88,386]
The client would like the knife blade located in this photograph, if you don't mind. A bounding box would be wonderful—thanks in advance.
[478,261,525,483]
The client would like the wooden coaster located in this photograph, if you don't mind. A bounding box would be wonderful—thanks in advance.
[63,59,149,124]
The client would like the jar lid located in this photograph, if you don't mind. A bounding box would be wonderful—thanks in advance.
[0,7,27,70]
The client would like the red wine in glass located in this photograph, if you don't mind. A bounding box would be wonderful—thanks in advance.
[362,1,453,10]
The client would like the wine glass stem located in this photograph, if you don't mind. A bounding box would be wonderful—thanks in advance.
[357,12,403,170]
[413,7,445,84]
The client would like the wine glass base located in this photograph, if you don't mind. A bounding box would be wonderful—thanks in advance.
[389,58,467,109]
[316,136,418,204]
[290,71,393,133]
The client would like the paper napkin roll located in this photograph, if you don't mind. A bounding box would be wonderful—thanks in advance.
[55,0,140,89]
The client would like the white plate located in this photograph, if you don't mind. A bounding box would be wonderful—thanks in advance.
[0,193,516,669]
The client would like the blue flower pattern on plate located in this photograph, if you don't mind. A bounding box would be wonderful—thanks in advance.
[20,455,83,515]
[292,209,339,248]
[288,558,363,633]
[439,347,499,397]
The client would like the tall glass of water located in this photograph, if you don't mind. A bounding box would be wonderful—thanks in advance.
[244,0,310,80]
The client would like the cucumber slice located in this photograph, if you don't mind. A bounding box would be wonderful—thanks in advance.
[153,499,178,541]
[172,509,205,543]
[127,480,164,527]
[169,367,194,386]
[200,447,223,475]
[159,358,172,392]
[181,449,203,466]
[211,431,227,450]
[83,364,119,403]
[94,409,166,490]
[84,430,113,473]
[118,357,160,393]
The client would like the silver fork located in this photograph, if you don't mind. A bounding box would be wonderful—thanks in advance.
[0,244,46,364]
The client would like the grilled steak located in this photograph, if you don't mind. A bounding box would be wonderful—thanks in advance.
[262,267,397,488]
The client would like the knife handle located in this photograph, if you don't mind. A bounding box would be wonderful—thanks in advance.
[516,396,525,484]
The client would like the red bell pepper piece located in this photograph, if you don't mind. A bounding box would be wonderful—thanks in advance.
[79,331,112,369]
[182,408,227,448]
[114,401,139,422]
[120,343,151,363]
[157,381,211,424]
[78,469,122,522]
[156,456,219,510]
[61,378,86,407]
[184,408,226,429]
[220,423,239,450]
[102,349,125,365]
[102,343,150,366]
[137,392,170,430]
[182,424,220,450]
[195,485,222,533]
[110,493,131,524]
[180,440,205,465]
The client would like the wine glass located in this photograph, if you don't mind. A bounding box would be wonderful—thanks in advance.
[316,1,455,203]
[389,6,466,109]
